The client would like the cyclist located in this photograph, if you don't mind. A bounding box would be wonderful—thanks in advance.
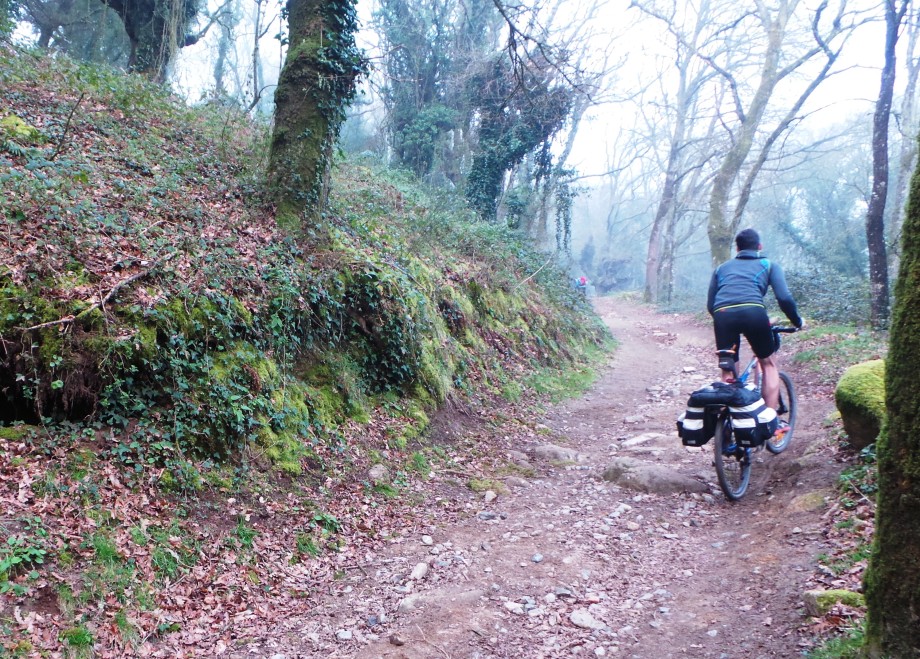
[707,228,803,432]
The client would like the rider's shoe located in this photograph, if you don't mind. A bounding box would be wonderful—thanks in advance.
[773,420,790,439]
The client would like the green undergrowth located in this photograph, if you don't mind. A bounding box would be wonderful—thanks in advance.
[0,48,608,477]
[805,622,866,659]
[0,50,609,651]
[789,324,887,385]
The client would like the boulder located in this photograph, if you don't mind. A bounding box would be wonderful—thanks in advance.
[507,450,532,468]
[835,360,886,450]
[601,457,708,494]
[368,464,390,485]
[531,444,585,462]
[788,490,831,513]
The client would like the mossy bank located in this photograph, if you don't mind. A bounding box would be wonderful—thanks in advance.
[0,48,609,477]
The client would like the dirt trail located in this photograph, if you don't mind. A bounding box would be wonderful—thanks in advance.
[264,297,840,658]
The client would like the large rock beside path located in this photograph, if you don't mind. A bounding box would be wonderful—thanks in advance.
[601,456,708,494]
[835,359,886,450]
[530,444,586,462]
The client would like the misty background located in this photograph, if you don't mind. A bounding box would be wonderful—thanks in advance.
[8,0,914,324]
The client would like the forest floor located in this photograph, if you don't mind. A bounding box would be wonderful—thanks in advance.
[242,296,852,659]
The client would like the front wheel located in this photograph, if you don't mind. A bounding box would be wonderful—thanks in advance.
[766,371,796,455]
[713,413,751,501]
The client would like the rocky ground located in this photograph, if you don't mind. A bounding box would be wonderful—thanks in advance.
[244,296,843,659]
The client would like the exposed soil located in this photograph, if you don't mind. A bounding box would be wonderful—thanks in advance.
[253,296,843,658]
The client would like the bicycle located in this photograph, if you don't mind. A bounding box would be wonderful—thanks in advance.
[711,326,798,501]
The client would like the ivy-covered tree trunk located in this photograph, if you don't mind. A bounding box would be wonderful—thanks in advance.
[863,142,920,657]
[268,0,363,230]
[105,0,200,80]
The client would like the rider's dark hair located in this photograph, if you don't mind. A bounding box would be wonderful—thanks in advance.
[735,228,760,252]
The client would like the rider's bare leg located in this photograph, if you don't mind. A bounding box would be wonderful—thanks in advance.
[759,354,779,410]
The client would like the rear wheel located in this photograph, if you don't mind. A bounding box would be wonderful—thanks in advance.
[766,371,796,455]
[713,413,751,501]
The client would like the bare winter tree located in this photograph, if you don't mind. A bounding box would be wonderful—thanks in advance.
[865,0,910,329]
[630,0,721,302]
[704,0,858,265]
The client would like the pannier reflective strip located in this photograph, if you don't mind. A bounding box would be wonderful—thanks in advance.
[676,408,716,447]
[729,394,778,447]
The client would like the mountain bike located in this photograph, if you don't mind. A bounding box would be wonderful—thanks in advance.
[711,326,798,501]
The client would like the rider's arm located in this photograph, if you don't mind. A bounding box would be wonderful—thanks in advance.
[768,262,803,328]
[706,269,719,315]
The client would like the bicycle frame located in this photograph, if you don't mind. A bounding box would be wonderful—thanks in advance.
[719,326,798,387]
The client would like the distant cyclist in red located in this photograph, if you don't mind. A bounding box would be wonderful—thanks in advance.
[707,228,803,419]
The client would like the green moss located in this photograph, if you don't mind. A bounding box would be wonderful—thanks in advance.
[298,351,371,422]
[75,306,105,331]
[132,324,159,360]
[161,296,221,336]
[500,380,523,402]
[0,425,36,441]
[229,297,253,325]
[804,589,865,617]
[158,460,203,493]
[467,478,507,494]
[36,332,66,366]
[835,360,886,449]
[304,384,345,428]
[256,421,306,476]
[202,468,233,489]
[417,337,453,404]
[1,115,43,143]
[0,278,64,330]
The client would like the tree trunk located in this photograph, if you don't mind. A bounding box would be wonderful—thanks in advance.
[645,164,679,302]
[865,0,906,329]
[863,121,920,658]
[268,0,363,229]
[886,5,919,263]
[707,6,784,266]
[106,0,197,80]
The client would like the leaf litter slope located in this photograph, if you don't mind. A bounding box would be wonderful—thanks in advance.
[264,297,842,658]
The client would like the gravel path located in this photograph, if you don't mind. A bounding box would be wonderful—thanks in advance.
[262,297,840,658]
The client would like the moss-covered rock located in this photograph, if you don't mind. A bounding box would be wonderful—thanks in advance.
[835,359,886,450]
[802,589,865,617]
[788,490,831,513]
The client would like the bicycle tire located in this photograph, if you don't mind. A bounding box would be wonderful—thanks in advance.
[766,371,796,455]
[713,412,752,501]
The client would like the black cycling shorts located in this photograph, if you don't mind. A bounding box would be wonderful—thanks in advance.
[712,305,775,360]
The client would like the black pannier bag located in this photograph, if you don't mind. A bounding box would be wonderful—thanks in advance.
[676,382,736,447]
[687,382,737,407]
[676,406,715,446]
[728,384,778,447]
